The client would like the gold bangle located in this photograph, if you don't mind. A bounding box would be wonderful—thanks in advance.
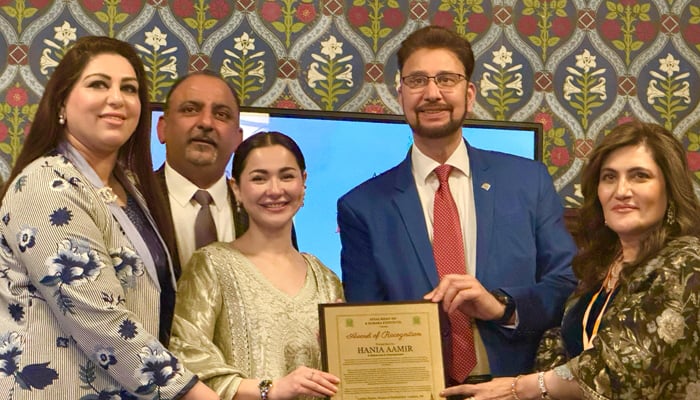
[511,374,522,400]
[537,371,551,399]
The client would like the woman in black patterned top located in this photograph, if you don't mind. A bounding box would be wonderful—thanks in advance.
[441,121,700,400]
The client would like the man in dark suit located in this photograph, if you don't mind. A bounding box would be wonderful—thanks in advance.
[156,71,245,277]
[337,26,578,383]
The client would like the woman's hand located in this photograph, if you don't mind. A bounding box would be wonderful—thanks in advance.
[440,377,513,400]
[268,366,339,400]
[440,376,539,400]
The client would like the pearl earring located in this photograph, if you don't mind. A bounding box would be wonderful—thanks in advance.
[58,114,66,125]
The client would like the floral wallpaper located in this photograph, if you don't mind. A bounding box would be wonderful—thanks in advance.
[0,0,699,204]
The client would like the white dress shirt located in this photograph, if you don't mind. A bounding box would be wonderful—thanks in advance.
[164,162,235,269]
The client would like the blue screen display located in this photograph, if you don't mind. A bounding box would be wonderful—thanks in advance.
[151,110,541,277]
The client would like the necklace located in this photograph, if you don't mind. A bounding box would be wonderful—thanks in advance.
[581,257,623,350]
[603,258,623,292]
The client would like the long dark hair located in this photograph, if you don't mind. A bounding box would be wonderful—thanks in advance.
[231,131,306,182]
[0,36,175,256]
[574,121,700,293]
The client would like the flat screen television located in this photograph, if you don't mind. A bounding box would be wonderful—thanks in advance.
[150,106,543,276]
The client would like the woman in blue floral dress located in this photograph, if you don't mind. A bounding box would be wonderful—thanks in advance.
[0,36,218,399]
[439,121,700,399]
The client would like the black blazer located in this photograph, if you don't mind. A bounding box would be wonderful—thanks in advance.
[155,165,297,278]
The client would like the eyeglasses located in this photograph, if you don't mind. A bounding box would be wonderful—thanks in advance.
[400,73,467,89]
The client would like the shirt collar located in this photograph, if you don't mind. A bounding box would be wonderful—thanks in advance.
[164,162,229,209]
[411,139,471,184]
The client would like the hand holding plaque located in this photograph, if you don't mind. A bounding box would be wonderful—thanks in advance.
[319,301,445,400]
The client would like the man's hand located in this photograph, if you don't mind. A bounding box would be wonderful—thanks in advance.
[424,274,506,321]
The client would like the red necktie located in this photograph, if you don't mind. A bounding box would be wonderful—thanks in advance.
[193,190,217,249]
[432,164,477,383]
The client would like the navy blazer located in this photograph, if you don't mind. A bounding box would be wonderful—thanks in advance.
[337,141,577,376]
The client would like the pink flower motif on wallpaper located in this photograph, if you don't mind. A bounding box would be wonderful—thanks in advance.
[7,86,28,107]
[552,16,573,37]
[296,3,316,23]
[432,11,454,29]
[173,0,195,18]
[517,15,538,36]
[383,8,404,29]
[683,24,700,45]
[469,13,489,33]
[362,103,386,114]
[120,0,140,14]
[274,98,299,109]
[261,2,282,22]
[687,151,700,172]
[550,146,570,167]
[534,112,553,131]
[0,123,8,142]
[206,0,229,19]
[600,19,622,40]
[348,6,369,26]
[616,115,635,125]
[82,0,103,12]
[29,0,50,8]
[635,21,655,42]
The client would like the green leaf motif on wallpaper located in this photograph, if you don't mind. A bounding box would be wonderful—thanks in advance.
[479,46,524,120]
[688,132,700,152]
[94,0,130,38]
[563,49,607,131]
[135,28,178,102]
[544,127,567,175]
[605,1,651,65]
[441,0,485,41]
[646,54,691,131]
[522,0,567,60]
[308,36,354,111]
[352,0,402,53]
[1,0,39,34]
[182,0,221,45]
[265,0,317,48]
[221,33,266,105]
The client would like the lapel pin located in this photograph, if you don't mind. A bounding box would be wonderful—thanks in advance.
[481,183,491,191]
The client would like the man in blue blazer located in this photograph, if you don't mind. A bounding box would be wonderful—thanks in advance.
[337,26,577,382]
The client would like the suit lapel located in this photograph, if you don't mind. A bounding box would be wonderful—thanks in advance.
[392,153,440,288]
[156,165,183,279]
[468,145,495,281]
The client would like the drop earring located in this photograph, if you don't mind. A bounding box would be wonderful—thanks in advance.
[58,114,66,125]
[665,201,676,226]
[236,201,242,214]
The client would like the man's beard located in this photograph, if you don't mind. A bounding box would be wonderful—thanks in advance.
[409,109,466,139]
